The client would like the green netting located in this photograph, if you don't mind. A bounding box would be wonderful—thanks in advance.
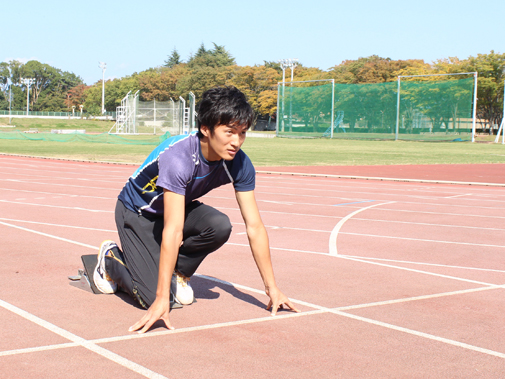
[0,131,171,145]
[398,78,474,139]
[277,77,475,141]
[277,82,333,137]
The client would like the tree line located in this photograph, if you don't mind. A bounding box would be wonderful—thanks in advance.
[1,44,504,128]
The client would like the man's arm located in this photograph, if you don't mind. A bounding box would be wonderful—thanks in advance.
[235,190,300,316]
[129,189,185,333]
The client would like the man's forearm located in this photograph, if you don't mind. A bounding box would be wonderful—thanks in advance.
[247,225,277,290]
[156,229,183,299]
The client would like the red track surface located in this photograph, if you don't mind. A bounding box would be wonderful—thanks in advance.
[1,156,504,378]
[259,164,505,185]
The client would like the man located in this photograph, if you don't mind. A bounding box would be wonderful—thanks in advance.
[94,86,299,334]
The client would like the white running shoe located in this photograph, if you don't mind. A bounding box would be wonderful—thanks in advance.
[171,271,194,305]
[93,240,118,294]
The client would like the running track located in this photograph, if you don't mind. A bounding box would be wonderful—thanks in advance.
[0,156,504,378]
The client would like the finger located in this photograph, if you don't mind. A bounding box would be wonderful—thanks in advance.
[129,314,150,332]
[161,315,175,331]
[137,315,159,334]
[270,302,280,316]
[284,299,301,313]
[266,299,273,311]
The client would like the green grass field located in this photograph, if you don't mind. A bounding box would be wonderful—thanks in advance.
[1,118,504,166]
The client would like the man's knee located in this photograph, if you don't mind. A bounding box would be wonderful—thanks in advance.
[209,212,232,246]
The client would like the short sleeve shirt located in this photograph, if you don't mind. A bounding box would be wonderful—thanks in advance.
[118,132,256,215]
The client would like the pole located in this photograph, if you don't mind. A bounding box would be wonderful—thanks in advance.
[471,72,478,143]
[281,65,285,132]
[331,80,335,139]
[21,78,35,116]
[497,80,505,144]
[8,85,12,124]
[395,76,400,141]
[276,84,280,137]
[26,83,29,116]
[288,63,296,132]
[99,62,107,114]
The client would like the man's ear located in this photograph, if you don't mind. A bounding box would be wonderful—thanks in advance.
[200,125,210,137]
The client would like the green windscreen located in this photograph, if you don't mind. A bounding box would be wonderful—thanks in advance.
[277,77,474,141]
[0,131,171,145]
[277,82,333,137]
[398,78,474,139]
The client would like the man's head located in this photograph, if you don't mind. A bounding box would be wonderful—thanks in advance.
[197,86,254,138]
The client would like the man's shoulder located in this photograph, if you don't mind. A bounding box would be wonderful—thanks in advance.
[227,149,254,170]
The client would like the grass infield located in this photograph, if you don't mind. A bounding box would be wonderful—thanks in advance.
[0,118,504,166]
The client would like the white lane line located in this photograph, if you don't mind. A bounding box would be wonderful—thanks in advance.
[0,217,115,233]
[340,231,505,249]
[225,243,498,286]
[331,309,505,359]
[0,171,122,184]
[336,285,503,311]
[1,226,504,362]
[200,277,505,359]
[0,299,168,379]
[0,221,98,249]
[0,342,78,356]
[0,186,116,200]
[98,276,505,360]
[0,200,111,213]
[4,178,120,191]
[341,255,505,274]
[445,193,472,199]
[335,255,496,286]
[256,185,505,209]
[329,202,395,256]
[217,204,505,221]
[350,217,505,232]
[255,170,505,188]
[3,219,499,285]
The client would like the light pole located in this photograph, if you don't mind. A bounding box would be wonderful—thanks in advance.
[7,80,13,124]
[99,62,107,114]
[20,77,35,116]
[278,59,298,132]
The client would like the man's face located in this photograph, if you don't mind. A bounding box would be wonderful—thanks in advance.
[200,123,248,161]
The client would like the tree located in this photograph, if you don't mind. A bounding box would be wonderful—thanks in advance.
[65,84,90,109]
[137,65,189,101]
[83,74,140,113]
[187,43,235,69]
[225,65,280,116]
[458,51,505,130]
[0,60,82,112]
[328,56,425,84]
[164,48,182,68]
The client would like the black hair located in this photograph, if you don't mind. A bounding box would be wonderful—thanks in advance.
[197,86,254,137]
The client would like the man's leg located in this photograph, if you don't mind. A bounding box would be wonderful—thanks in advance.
[176,201,232,277]
[108,200,163,309]
[107,199,231,308]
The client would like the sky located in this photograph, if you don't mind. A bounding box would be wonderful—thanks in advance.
[2,0,504,85]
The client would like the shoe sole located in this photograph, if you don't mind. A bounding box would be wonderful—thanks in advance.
[93,240,117,294]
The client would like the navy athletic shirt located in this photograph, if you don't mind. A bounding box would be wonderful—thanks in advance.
[118,132,256,215]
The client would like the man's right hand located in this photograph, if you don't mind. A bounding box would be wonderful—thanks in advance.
[128,297,174,334]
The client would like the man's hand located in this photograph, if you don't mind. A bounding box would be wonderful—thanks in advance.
[128,297,174,334]
[265,286,300,316]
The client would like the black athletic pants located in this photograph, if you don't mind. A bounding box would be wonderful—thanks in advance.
[105,199,232,309]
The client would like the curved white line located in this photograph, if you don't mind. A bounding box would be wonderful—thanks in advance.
[329,201,395,256]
